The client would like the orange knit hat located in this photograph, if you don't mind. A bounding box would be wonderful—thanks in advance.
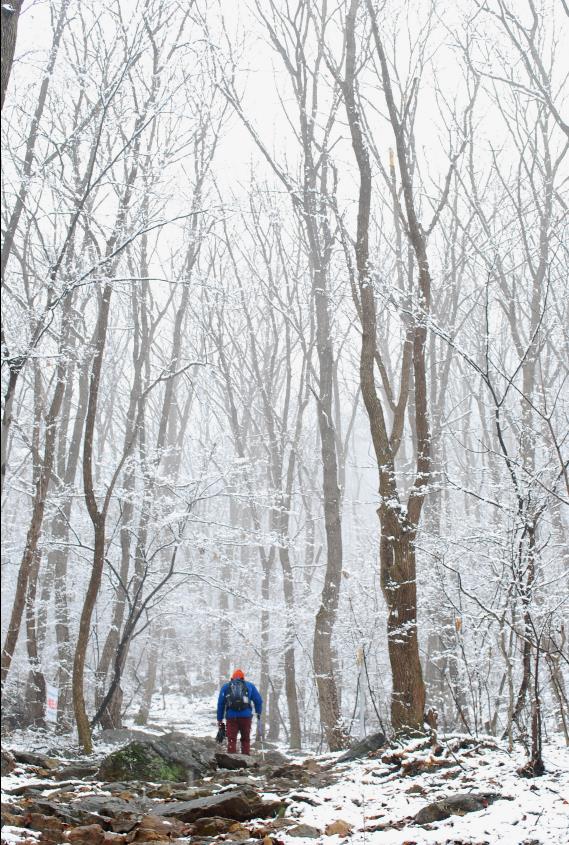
[231,668,245,679]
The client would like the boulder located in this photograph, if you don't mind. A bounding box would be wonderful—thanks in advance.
[191,815,238,835]
[11,750,61,769]
[1,748,16,775]
[414,792,502,825]
[288,823,322,837]
[97,728,161,746]
[98,733,217,782]
[405,784,426,795]
[145,784,213,801]
[1,809,25,828]
[132,814,186,839]
[4,780,81,797]
[215,752,256,770]
[225,821,255,840]
[258,749,289,766]
[1,800,23,817]
[270,763,336,791]
[19,812,68,837]
[155,788,283,822]
[335,732,387,764]
[325,819,353,836]
[21,798,102,827]
[67,794,150,823]
[64,823,106,844]
[98,742,178,782]
[53,761,99,780]
[269,764,310,785]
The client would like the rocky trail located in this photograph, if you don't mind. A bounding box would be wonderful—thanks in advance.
[1,721,568,845]
[1,729,341,845]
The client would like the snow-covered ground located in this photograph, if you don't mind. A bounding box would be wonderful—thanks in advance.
[281,739,569,845]
[1,693,568,845]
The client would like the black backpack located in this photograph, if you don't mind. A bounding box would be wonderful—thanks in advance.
[226,678,251,711]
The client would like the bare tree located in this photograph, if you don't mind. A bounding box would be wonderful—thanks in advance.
[0,0,23,111]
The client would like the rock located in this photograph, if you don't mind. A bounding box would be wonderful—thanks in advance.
[288,793,321,807]
[4,780,81,796]
[269,761,336,791]
[62,794,151,832]
[98,733,217,782]
[19,812,67,838]
[336,732,387,764]
[22,798,101,827]
[414,792,502,825]
[150,732,218,771]
[97,728,161,746]
[146,784,213,801]
[325,819,353,836]
[11,750,61,769]
[288,823,322,837]
[2,800,23,817]
[269,764,310,784]
[53,762,99,780]
[155,788,283,822]
[259,749,289,766]
[1,748,16,775]
[191,815,238,835]
[99,743,185,783]
[227,820,254,840]
[215,752,256,770]
[64,823,107,844]
[1,810,25,828]
[218,773,259,786]
[132,814,186,839]
[67,795,149,821]
[63,825,124,845]
[405,784,426,795]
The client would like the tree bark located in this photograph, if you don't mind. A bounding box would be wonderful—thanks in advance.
[0,0,23,111]
[72,283,113,753]
[134,625,162,726]
[1,301,72,692]
[340,0,430,732]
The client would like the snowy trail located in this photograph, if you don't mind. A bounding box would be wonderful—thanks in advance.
[2,694,568,845]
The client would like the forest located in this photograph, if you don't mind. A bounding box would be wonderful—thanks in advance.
[1,1,568,842]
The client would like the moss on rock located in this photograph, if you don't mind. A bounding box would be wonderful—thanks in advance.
[98,741,187,783]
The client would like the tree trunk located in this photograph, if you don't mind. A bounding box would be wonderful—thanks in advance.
[73,521,106,752]
[134,625,162,726]
[1,303,72,692]
[311,266,347,750]
[0,363,22,493]
[267,676,283,742]
[341,0,430,733]
[0,0,23,111]
[259,547,272,719]
[279,542,302,750]
[380,519,425,731]
[72,283,113,753]
[2,0,69,280]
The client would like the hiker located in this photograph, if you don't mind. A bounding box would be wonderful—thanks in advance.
[217,668,263,755]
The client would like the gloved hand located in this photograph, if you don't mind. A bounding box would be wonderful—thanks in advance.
[218,721,225,728]
[256,714,263,740]
[216,722,226,744]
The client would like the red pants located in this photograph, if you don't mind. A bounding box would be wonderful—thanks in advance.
[226,716,252,754]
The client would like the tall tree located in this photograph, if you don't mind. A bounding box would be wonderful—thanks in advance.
[0,0,23,111]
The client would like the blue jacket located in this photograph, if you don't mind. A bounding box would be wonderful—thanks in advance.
[217,680,263,721]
